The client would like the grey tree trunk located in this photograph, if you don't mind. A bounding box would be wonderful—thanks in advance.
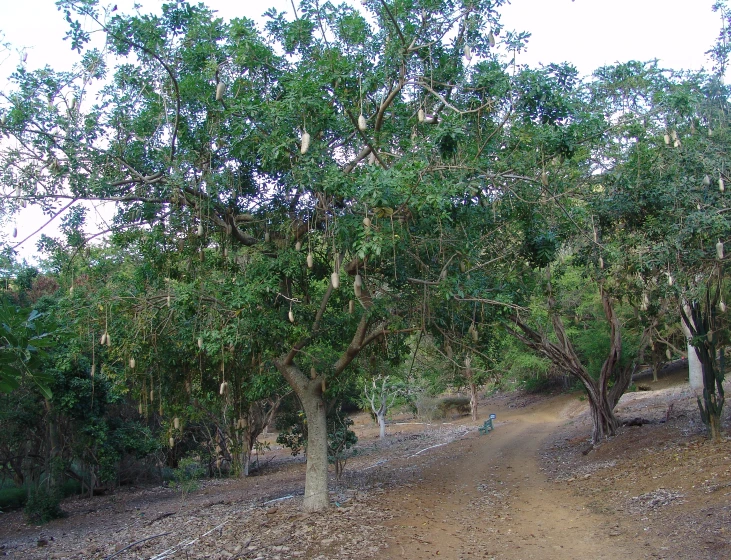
[681,305,704,391]
[463,356,478,421]
[242,446,250,477]
[376,410,386,439]
[275,360,330,512]
[238,397,283,477]
[298,380,329,512]
[365,376,392,439]
[469,382,478,422]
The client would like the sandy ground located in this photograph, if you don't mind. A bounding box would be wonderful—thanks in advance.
[1,366,730,559]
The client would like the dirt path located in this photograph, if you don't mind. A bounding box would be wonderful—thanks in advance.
[380,395,640,560]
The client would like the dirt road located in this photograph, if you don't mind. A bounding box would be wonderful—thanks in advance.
[381,395,642,560]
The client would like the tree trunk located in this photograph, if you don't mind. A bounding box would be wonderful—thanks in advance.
[376,410,386,439]
[238,397,283,477]
[469,382,478,422]
[46,398,62,491]
[464,356,478,421]
[242,441,250,477]
[299,381,328,512]
[709,408,722,441]
[682,301,725,440]
[583,381,620,441]
[366,377,391,439]
[273,279,387,511]
[681,306,704,391]
[687,341,704,391]
[274,360,329,512]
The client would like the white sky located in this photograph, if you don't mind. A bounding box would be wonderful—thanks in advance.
[0,0,723,263]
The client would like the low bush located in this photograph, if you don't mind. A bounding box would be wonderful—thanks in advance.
[436,396,471,417]
[415,394,439,421]
[415,395,470,420]
[24,485,66,524]
[173,455,205,499]
[0,485,26,511]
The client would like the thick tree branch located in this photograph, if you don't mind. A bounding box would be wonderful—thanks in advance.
[378,0,406,47]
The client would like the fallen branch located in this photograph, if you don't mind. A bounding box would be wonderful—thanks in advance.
[104,532,172,560]
[407,442,448,458]
[362,459,388,471]
[262,494,295,505]
[147,520,230,560]
[146,512,175,526]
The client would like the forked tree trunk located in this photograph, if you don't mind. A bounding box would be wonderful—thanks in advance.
[504,271,647,444]
[238,397,283,477]
[275,275,388,511]
[581,381,620,442]
[366,377,391,439]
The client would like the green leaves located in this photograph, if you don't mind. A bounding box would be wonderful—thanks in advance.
[0,302,60,398]
[335,10,369,46]
[523,230,558,270]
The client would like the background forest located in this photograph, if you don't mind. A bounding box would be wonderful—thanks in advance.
[0,0,729,518]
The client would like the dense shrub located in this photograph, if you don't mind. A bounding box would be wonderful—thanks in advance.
[24,486,66,524]
[0,485,26,511]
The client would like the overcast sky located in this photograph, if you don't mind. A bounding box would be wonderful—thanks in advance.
[0,0,723,262]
